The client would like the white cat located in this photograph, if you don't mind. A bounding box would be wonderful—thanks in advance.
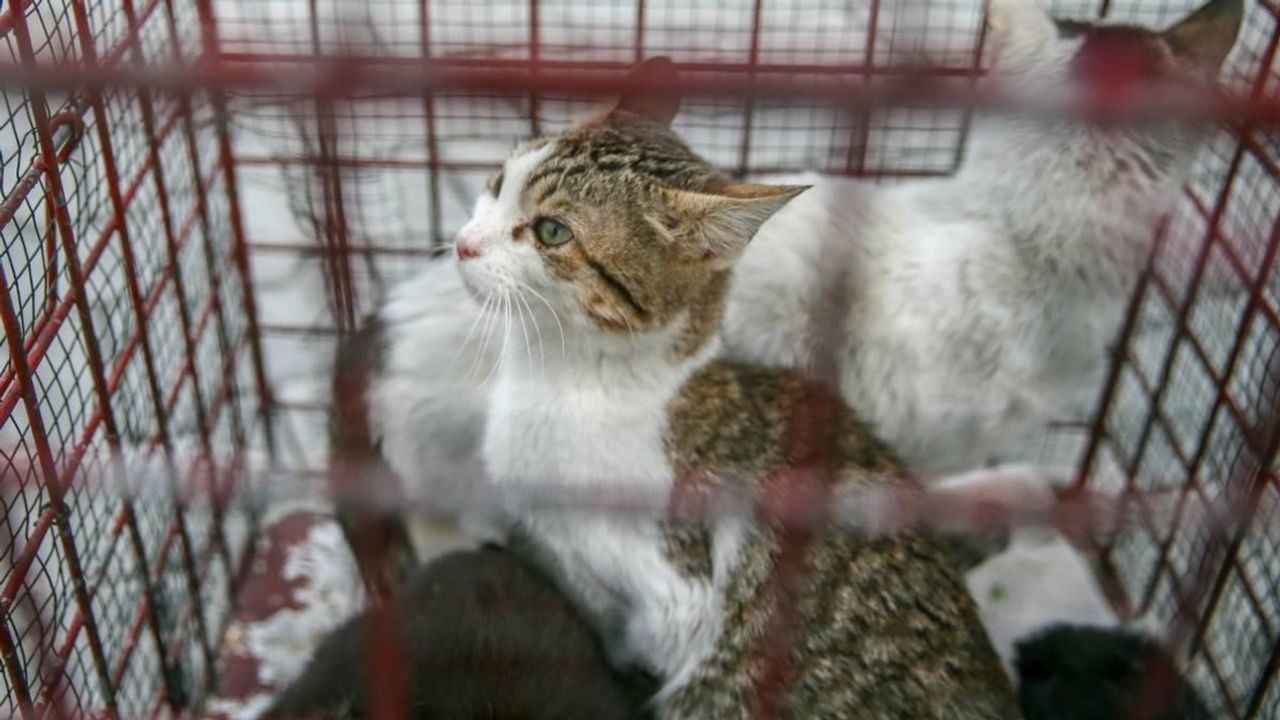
[727,0,1241,476]
[355,0,1240,557]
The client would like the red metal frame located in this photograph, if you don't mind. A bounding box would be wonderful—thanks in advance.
[0,0,1277,718]
[0,0,270,715]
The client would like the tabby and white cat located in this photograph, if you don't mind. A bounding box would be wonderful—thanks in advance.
[354,0,1242,531]
[458,88,1018,717]
[335,1,1241,600]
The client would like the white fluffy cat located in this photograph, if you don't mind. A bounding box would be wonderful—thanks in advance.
[728,0,1242,476]
[364,0,1240,515]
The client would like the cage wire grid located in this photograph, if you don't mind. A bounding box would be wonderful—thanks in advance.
[0,0,1277,717]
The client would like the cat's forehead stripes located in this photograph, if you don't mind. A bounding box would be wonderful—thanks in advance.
[519,120,719,206]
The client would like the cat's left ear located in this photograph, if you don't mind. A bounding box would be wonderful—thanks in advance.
[985,0,1058,72]
[611,56,682,127]
[663,184,809,269]
[1162,0,1243,72]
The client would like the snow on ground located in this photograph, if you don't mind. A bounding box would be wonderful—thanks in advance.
[204,512,363,720]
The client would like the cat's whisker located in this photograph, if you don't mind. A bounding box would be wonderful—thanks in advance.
[512,286,535,374]
[480,291,513,388]
[450,290,495,374]
[514,290,545,373]
[461,302,486,383]
[469,292,503,385]
[517,280,566,359]
[469,295,501,383]
[468,298,495,385]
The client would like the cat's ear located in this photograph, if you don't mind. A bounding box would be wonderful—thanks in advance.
[663,184,809,269]
[1162,0,1242,72]
[611,57,681,127]
[985,0,1057,71]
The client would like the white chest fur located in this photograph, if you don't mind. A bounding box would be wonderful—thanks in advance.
[482,348,725,685]
[485,369,673,493]
[368,262,506,556]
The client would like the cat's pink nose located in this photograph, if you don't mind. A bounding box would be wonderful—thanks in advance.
[456,241,481,261]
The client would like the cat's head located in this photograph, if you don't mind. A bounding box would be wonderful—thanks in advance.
[976,0,1242,234]
[454,58,807,359]
[986,0,1242,90]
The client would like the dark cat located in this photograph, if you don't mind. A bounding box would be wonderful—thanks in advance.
[263,547,657,720]
[1016,624,1213,720]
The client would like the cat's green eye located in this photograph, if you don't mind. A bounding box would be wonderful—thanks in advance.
[533,217,573,247]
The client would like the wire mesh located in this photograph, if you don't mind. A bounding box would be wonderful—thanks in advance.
[0,0,269,716]
[0,0,1278,718]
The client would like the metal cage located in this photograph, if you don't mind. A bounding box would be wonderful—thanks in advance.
[0,0,1279,718]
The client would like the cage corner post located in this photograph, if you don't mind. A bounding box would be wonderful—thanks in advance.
[193,0,280,466]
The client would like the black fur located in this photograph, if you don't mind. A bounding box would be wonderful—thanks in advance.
[330,314,417,600]
[1016,624,1213,720]
[264,547,657,719]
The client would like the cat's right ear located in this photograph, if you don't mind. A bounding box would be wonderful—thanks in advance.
[611,56,681,127]
[1162,0,1243,72]
[985,0,1057,71]
[663,184,809,270]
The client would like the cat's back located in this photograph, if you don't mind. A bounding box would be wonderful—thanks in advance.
[664,361,1020,719]
[734,170,1099,476]
[722,175,1041,476]
[667,360,901,478]
[722,175,883,374]
[787,526,1020,719]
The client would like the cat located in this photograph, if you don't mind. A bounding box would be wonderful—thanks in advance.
[261,546,657,720]
[333,0,1243,583]
[455,70,1019,718]
[723,0,1243,475]
[1015,624,1213,720]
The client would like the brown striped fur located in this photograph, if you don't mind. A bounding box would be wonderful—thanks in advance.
[662,363,1020,718]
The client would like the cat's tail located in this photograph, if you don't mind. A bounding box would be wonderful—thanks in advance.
[1014,623,1212,720]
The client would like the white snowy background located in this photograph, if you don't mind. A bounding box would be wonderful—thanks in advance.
[0,0,1277,717]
